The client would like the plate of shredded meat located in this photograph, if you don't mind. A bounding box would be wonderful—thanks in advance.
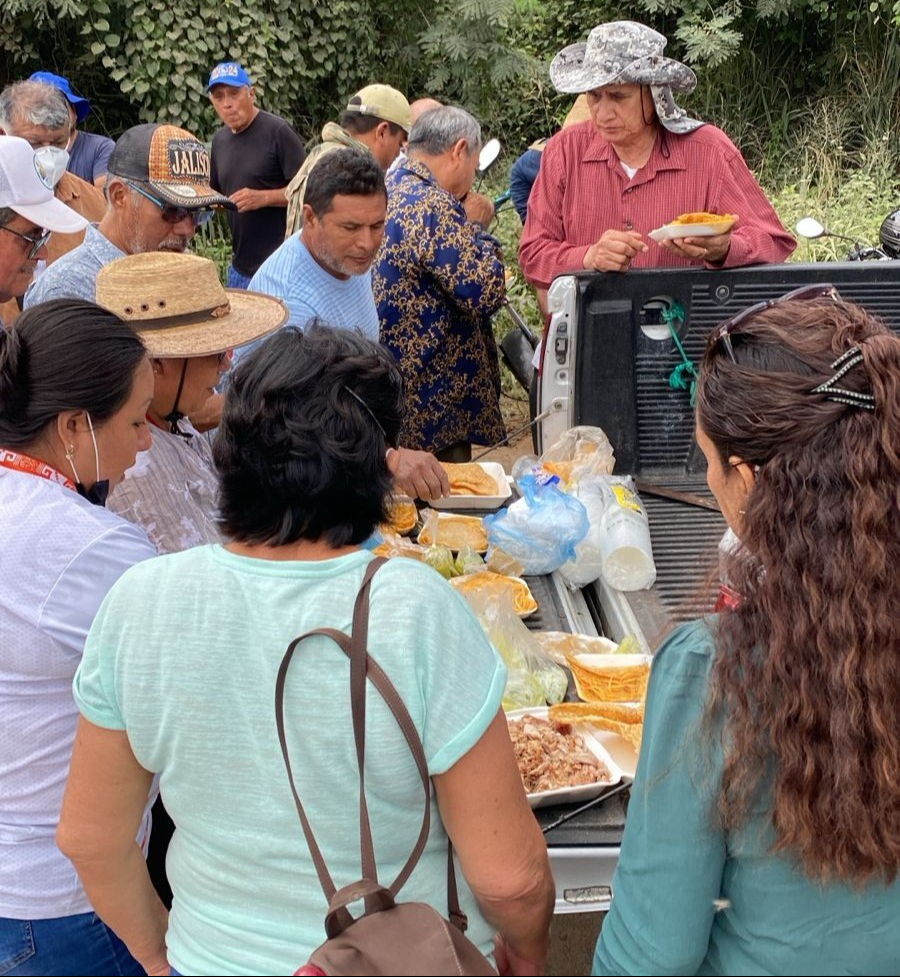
[506,707,622,808]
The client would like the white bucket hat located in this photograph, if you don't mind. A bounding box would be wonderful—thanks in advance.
[550,21,704,135]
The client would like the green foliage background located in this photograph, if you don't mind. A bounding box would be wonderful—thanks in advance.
[2,0,899,248]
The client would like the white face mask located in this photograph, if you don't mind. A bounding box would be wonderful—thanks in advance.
[33,145,69,189]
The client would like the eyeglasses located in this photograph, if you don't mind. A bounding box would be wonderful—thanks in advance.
[126,181,216,227]
[0,224,52,260]
[712,283,840,363]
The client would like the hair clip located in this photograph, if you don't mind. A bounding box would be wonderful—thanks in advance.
[811,346,876,411]
[343,386,386,437]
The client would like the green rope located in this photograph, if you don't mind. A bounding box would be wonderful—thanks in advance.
[661,301,697,404]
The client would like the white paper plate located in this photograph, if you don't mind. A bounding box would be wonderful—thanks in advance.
[590,728,638,783]
[649,218,736,242]
[431,462,512,511]
[506,707,623,808]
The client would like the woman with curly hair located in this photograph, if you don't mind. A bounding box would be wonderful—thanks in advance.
[593,288,900,975]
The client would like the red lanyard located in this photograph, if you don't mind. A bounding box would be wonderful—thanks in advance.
[0,449,77,492]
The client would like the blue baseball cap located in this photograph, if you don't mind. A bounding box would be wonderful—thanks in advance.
[207,62,253,91]
[29,71,91,122]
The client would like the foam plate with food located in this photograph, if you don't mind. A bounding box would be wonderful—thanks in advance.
[417,512,489,552]
[549,701,642,777]
[431,461,512,511]
[649,211,737,242]
[450,571,538,617]
[506,707,622,808]
[566,651,651,704]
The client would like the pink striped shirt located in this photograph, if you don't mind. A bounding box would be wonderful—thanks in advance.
[519,121,796,289]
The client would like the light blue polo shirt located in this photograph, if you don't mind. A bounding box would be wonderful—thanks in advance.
[24,224,125,306]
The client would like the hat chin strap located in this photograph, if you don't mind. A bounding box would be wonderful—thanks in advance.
[163,359,190,436]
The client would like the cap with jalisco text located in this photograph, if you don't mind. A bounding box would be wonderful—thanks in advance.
[106,123,234,209]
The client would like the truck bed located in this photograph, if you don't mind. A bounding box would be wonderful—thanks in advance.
[592,474,726,649]
[533,475,724,912]
[450,480,722,912]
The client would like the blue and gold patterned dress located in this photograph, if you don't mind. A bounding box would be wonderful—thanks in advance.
[374,158,506,453]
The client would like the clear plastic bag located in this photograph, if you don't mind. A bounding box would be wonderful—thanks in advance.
[538,425,615,488]
[455,545,486,576]
[370,531,429,562]
[465,590,568,708]
[424,543,457,579]
[484,474,589,575]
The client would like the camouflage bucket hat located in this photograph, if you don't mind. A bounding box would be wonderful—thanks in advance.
[550,21,704,135]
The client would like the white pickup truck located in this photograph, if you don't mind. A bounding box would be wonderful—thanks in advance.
[530,259,900,914]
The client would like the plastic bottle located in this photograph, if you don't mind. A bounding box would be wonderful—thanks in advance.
[596,476,657,591]
[510,454,538,483]
[557,477,607,589]
[510,453,562,493]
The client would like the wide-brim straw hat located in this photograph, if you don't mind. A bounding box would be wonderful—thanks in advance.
[95,252,288,358]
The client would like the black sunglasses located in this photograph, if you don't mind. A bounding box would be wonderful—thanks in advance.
[712,283,840,363]
[0,224,52,260]
[126,181,216,227]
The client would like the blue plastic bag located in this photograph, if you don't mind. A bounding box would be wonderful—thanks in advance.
[483,474,589,575]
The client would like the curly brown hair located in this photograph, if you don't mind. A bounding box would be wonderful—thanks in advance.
[696,294,900,885]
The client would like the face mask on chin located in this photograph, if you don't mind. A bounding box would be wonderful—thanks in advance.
[65,411,110,507]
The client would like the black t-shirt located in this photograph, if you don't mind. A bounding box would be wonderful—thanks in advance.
[210,110,305,277]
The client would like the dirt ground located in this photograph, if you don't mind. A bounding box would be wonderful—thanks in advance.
[548,912,603,976]
[472,390,534,472]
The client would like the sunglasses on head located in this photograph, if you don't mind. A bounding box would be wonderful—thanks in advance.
[0,224,52,260]
[712,283,840,363]
[126,181,217,227]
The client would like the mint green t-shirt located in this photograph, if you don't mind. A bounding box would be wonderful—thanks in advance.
[74,546,507,976]
[594,619,900,976]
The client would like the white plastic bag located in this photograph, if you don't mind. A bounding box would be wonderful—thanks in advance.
[557,477,608,589]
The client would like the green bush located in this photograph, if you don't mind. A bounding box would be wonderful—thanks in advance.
[6,0,899,287]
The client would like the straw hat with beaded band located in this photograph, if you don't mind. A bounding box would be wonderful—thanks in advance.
[95,252,288,358]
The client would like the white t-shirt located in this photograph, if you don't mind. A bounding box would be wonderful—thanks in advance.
[0,466,156,918]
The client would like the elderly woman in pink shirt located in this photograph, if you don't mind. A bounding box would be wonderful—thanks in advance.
[519,20,795,301]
